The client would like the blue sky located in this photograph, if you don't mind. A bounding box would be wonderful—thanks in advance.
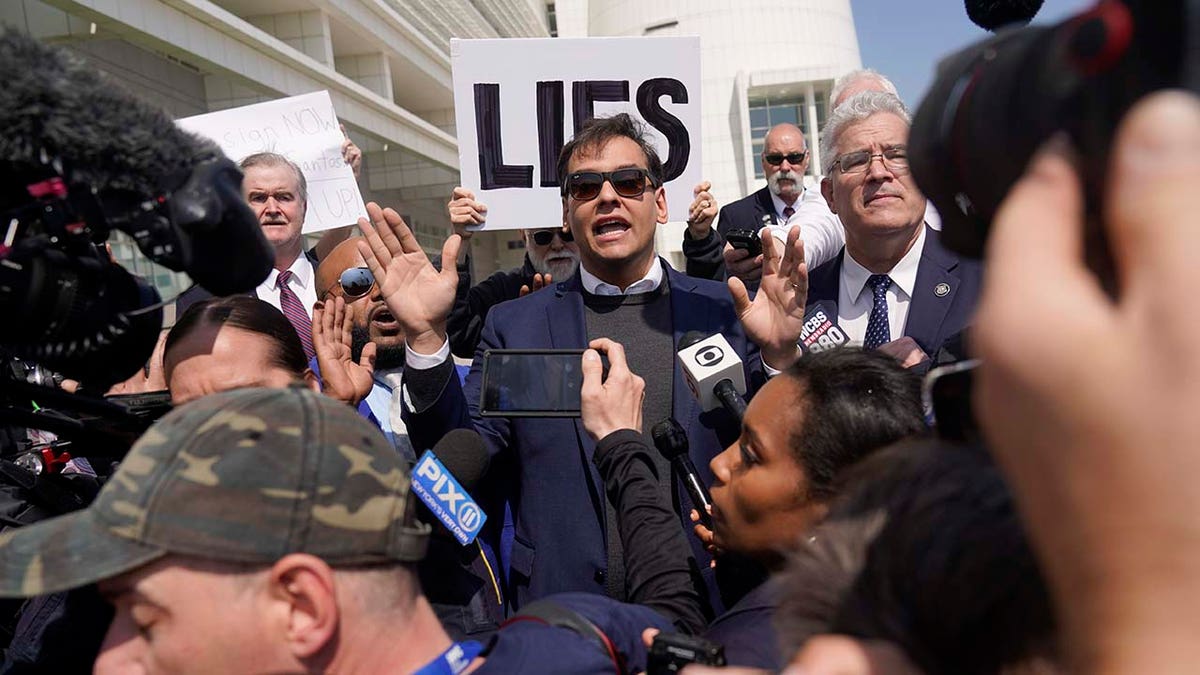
[851,0,1097,107]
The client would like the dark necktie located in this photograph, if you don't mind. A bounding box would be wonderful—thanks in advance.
[863,274,893,350]
[277,270,315,361]
[782,205,795,221]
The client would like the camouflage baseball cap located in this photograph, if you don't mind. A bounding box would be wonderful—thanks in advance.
[0,386,429,597]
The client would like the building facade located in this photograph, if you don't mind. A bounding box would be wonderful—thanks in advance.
[4,0,860,304]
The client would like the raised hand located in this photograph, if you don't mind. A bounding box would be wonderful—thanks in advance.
[519,273,552,297]
[312,296,375,405]
[687,180,718,239]
[731,225,807,370]
[356,202,461,355]
[340,123,362,179]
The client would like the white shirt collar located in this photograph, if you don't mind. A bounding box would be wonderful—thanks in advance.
[263,254,314,290]
[769,189,804,222]
[580,258,664,296]
[843,225,926,302]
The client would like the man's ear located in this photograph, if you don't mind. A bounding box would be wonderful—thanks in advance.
[655,186,669,224]
[267,553,339,660]
[302,369,321,394]
[821,177,837,215]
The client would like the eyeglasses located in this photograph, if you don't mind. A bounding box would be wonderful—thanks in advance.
[530,228,574,246]
[562,168,660,201]
[326,266,375,299]
[763,151,808,166]
[831,146,910,175]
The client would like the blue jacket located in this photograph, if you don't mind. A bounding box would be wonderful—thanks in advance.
[405,261,765,611]
[806,226,982,361]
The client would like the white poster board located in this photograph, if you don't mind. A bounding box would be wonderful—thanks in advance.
[451,37,701,230]
[177,91,366,234]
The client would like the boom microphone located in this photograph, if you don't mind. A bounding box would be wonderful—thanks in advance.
[964,0,1044,31]
[651,418,714,530]
[0,28,273,386]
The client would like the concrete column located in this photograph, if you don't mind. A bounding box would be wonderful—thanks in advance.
[804,81,822,177]
[335,52,394,101]
[247,10,333,66]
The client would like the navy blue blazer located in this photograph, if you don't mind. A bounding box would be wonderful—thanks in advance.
[806,226,981,360]
[405,261,764,612]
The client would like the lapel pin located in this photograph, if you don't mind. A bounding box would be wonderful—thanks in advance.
[934,282,951,297]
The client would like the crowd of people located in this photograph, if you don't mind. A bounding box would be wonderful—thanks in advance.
[2,27,1199,675]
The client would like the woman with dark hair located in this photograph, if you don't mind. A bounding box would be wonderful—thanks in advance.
[694,348,926,669]
[163,295,319,405]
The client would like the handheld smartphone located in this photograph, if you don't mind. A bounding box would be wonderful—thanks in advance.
[647,633,726,674]
[479,349,606,418]
[922,359,980,443]
[725,228,762,257]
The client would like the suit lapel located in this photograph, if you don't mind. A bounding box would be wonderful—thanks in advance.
[754,187,776,226]
[666,266,709,441]
[904,227,959,355]
[551,276,606,519]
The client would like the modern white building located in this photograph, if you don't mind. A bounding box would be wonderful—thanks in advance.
[4,0,861,298]
[555,0,861,262]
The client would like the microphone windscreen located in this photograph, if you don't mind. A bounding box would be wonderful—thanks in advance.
[650,418,689,460]
[0,27,220,201]
[964,0,1044,31]
[431,429,491,492]
[678,330,708,352]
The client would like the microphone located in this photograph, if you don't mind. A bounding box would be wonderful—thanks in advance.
[0,28,273,386]
[412,429,490,545]
[798,301,849,354]
[964,0,1044,31]
[652,418,714,530]
[677,331,748,420]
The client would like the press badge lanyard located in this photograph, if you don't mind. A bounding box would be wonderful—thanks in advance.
[413,640,484,675]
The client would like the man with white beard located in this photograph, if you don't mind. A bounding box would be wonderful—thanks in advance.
[683,123,843,285]
[444,186,581,357]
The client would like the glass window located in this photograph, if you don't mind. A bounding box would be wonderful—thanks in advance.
[768,104,798,127]
[749,108,769,131]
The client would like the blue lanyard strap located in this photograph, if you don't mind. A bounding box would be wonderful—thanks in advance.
[413,640,484,675]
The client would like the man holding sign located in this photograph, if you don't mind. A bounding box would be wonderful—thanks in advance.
[356,113,809,614]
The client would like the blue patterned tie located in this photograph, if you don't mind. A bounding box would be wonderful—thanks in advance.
[863,274,892,350]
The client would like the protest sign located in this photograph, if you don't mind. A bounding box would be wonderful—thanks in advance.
[178,91,366,234]
[451,36,701,230]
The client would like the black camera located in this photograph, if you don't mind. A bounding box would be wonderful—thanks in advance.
[646,632,726,674]
[910,0,1196,270]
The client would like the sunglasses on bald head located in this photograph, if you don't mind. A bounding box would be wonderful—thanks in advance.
[325,266,376,299]
[562,168,660,201]
[530,229,574,246]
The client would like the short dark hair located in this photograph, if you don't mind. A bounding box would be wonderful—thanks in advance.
[165,296,308,375]
[776,440,1057,675]
[780,348,926,500]
[239,152,308,205]
[556,113,665,190]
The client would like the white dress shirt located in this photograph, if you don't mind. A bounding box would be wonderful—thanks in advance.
[763,187,846,270]
[256,255,317,318]
[837,226,926,346]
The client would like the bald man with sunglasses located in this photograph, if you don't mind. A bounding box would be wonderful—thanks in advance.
[311,238,415,458]
[684,123,844,284]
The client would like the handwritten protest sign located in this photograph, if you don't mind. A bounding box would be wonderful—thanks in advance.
[451,37,701,230]
[178,91,366,234]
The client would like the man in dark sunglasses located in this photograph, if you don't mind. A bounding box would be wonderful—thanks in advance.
[444,186,580,358]
[683,123,843,287]
[312,238,414,457]
[357,112,810,616]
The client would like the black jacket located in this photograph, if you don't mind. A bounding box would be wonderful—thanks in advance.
[447,255,537,359]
